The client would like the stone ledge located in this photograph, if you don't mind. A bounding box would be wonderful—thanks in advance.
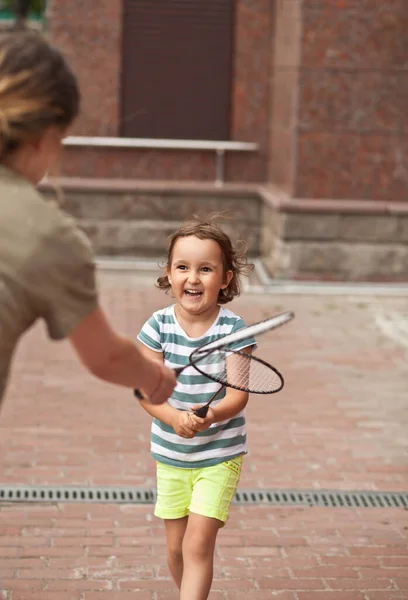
[40,177,259,197]
[274,241,408,281]
[282,212,408,243]
[260,184,408,216]
[40,178,408,216]
[79,219,261,257]
[52,191,261,223]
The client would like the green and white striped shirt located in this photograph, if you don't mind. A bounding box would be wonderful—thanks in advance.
[138,305,255,468]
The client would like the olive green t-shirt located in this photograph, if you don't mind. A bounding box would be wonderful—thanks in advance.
[0,165,98,405]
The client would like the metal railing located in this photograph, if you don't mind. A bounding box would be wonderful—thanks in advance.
[63,136,259,185]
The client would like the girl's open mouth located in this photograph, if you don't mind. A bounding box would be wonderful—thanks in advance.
[184,290,203,298]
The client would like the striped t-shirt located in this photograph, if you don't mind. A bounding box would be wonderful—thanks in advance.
[137,305,255,468]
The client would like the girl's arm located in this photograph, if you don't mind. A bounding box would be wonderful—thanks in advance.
[190,346,252,428]
[191,388,249,428]
[69,306,176,404]
[206,388,249,423]
[136,345,197,438]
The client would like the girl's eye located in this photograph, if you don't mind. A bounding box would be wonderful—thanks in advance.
[201,267,212,272]
[176,265,187,270]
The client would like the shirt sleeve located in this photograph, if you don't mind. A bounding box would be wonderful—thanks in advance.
[229,317,257,352]
[137,313,162,352]
[34,217,99,340]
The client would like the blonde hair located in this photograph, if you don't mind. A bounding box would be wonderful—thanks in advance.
[157,214,254,304]
[0,31,79,157]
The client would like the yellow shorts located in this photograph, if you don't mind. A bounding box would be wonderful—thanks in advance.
[155,456,243,525]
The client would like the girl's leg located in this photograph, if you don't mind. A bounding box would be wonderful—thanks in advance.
[179,512,221,600]
[164,516,188,589]
[155,462,192,588]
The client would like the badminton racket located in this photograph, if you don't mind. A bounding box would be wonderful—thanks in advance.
[135,310,294,417]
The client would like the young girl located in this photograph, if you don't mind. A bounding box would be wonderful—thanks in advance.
[137,216,255,600]
[0,31,175,407]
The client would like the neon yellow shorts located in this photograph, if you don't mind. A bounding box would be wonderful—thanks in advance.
[155,456,243,525]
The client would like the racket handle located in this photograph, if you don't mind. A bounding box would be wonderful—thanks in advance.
[193,384,223,418]
[135,387,208,414]
[194,405,209,418]
[135,384,209,414]
[134,365,185,401]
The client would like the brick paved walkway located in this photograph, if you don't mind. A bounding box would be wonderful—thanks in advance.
[1,271,407,599]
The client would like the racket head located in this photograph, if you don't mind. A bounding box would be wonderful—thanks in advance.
[197,310,294,353]
[189,347,284,394]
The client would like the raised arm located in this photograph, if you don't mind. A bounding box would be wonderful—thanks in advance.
[69,306,176,405]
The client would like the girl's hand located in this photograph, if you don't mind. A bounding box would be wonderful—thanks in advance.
[188,407,215,432]
[172,410,198,439]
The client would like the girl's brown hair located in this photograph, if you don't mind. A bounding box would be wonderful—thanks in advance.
[157,214,254,304]
[0,31,79,157]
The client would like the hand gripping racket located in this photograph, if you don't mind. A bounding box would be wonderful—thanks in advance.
[135,310,294,417]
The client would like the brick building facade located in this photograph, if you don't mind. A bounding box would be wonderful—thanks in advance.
[42,0,408,281]
[48,0,407,203]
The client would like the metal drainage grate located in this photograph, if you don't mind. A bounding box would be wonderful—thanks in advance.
[0,486,155,504]
[0,486,407,508]
[233,489,408,509]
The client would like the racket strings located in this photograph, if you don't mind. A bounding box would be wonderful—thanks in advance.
[193,348,283,394]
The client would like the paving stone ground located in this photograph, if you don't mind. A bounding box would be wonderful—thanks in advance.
[1,271,407,599]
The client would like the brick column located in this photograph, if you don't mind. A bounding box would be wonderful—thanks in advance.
[268,0,302,196]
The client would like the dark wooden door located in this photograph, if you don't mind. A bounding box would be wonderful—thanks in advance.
[121,0,234,140]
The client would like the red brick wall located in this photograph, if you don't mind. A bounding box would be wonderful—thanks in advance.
[229,0,274,181]
[48,0,123,136]
[49,0,408,200]
[48,0,273,183]
[296,1,408,201]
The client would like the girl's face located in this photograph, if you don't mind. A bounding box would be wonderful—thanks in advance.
[167,235,232,319]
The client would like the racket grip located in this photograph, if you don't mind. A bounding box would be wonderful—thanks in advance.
[194,405,209,418]
[134,366,183,401]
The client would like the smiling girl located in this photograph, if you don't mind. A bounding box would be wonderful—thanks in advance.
[137,216,255,600]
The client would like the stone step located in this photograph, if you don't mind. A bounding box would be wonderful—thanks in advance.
[95,257,264,289]
[40,178,408,281]
[79,219,261,257]
[42,180,262,256]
